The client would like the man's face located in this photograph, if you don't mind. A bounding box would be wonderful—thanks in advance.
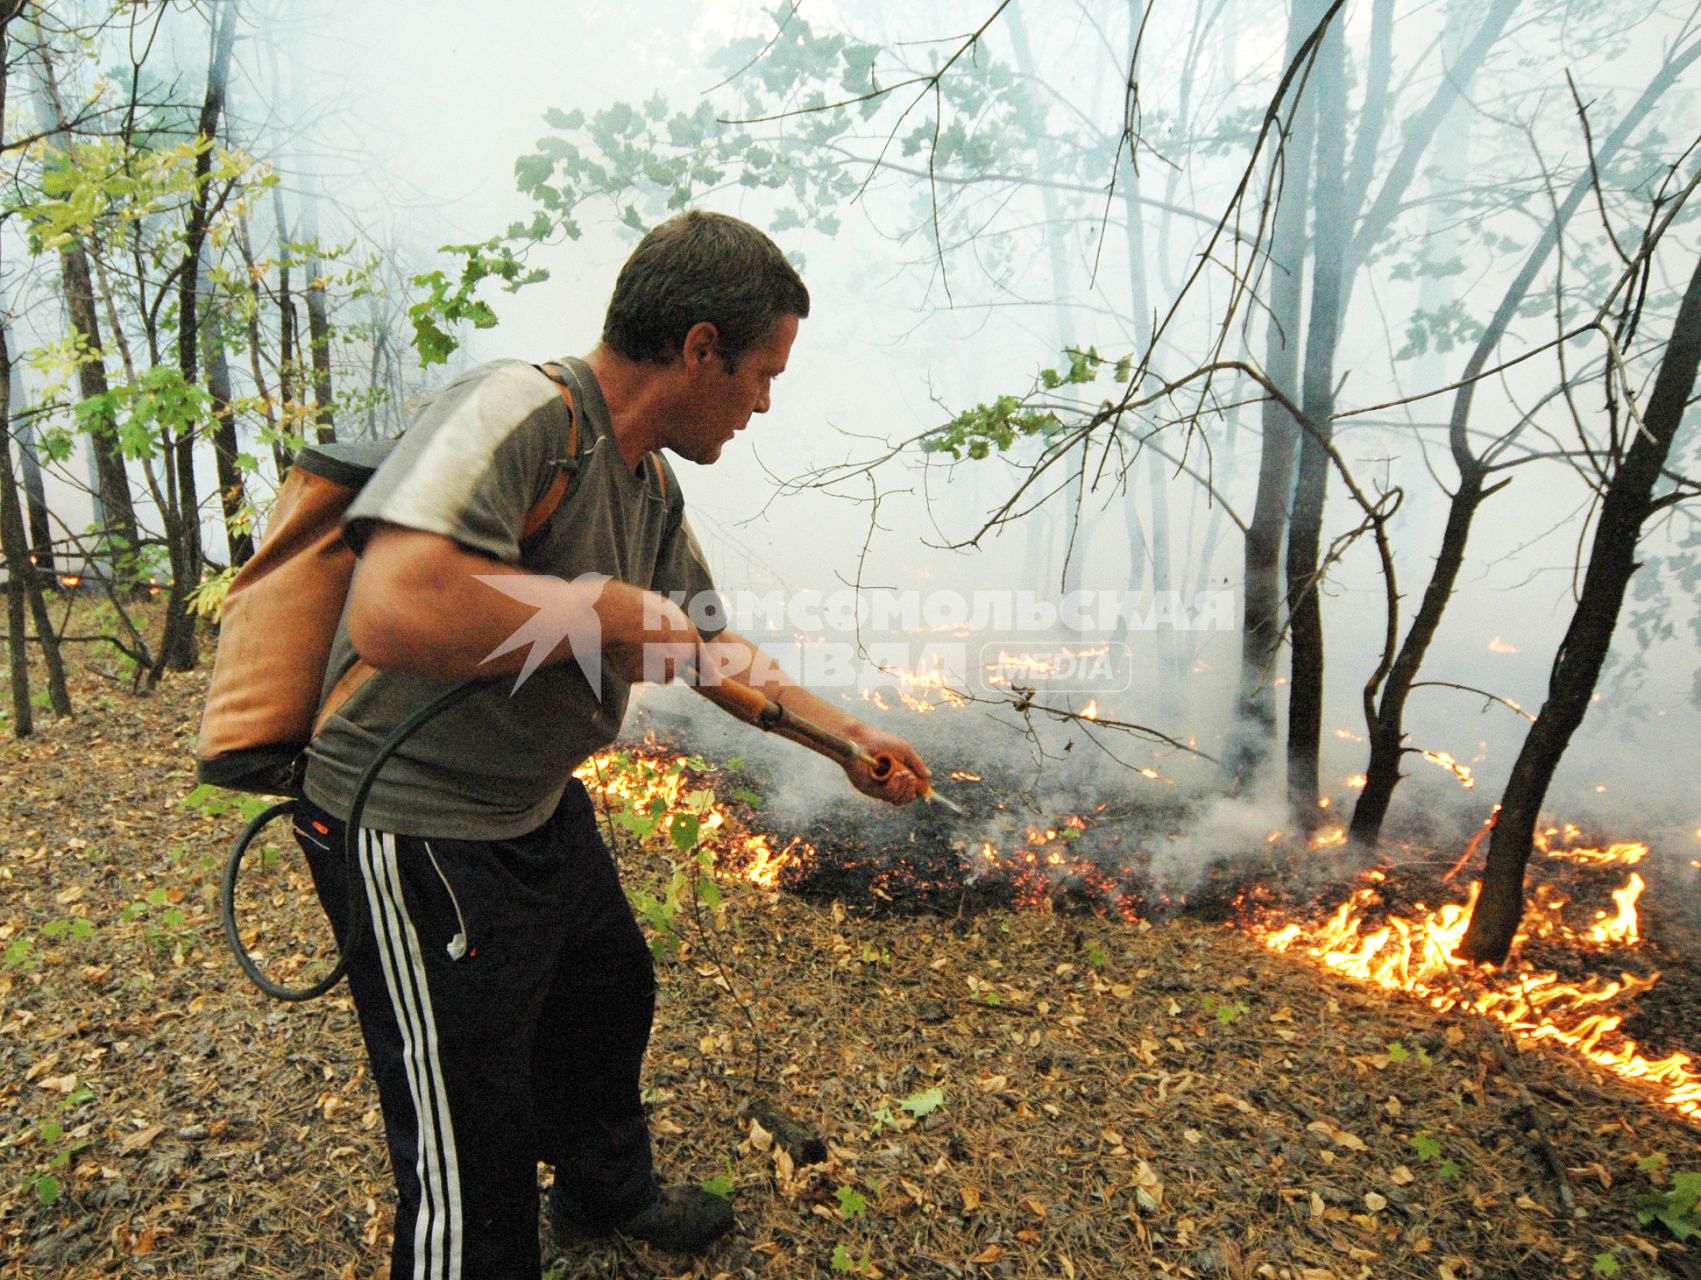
[678,313,799,464]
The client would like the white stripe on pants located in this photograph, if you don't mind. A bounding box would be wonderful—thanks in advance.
[361,830,464,1280]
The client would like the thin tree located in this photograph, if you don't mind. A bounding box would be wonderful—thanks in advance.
[26,38,141,576]
[1232,0,1325,782]
[1458,248,1701,963]
[153,0,239,674]
[0,4,71,730]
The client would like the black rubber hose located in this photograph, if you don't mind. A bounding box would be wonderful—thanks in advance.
[220,799,316,1000]
[221,677,488,1001]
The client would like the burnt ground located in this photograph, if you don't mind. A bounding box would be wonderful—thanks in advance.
[2,648,1700,1279]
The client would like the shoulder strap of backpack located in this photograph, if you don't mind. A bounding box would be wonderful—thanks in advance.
[523,362,584,540]
[540,357,676,511]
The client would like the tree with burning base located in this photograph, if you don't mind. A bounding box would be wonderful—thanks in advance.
[1458,244,1701,963]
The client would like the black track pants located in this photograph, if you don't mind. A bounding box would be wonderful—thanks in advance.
[294,780,658,1280]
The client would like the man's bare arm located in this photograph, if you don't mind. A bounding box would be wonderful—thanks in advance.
[345,525,697,682]
[698,629,931,805]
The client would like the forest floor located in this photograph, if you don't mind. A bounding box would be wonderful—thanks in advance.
[2,634,1700,1280]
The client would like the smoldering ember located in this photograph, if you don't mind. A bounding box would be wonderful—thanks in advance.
[2,3,1700,1280]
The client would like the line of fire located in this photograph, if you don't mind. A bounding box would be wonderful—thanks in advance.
[581,624,1699,1131]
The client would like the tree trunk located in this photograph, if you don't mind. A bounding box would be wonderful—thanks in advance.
[1231,0,1324,784]
[1115,0,1186,723]
[156,0,239,676]
[0,328,72,724]
[1004,5,1081,613]
[363,306,390,439]
[1458,251,1701,964]
[1282,12,1347,824]
[272,184,302,448]
[301,187,337,444]
[235,209,291,475]
[2,518,30,735]
[58,243,140,568]
[201,244,253,567]
[1347,36,1700,845]
[11,388,53,574]
[28,47,142,574]
[0,0,71,724]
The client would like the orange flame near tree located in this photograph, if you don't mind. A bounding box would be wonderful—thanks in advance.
[1252,851,1697,1119]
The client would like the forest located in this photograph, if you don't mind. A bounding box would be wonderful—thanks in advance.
[2,1,1700,1277]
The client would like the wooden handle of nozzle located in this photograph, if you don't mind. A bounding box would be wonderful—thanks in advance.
[697,677,773,725]
[698,678,876,769]
[698,680,931,805]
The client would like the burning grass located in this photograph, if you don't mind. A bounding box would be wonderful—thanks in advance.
[3,661,1700,1278]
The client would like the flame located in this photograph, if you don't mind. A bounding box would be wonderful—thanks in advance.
[1419,750,1475,790]
[1252,876,1698,1118]
[1543,839,1648,866]
[744,835,810,889]
[1080,700,1099,721]
[1587,873,1644,946]
[575,742,817,893]
[1346,774,1368,789]
[866,662,970,714]
[950,770,983,783]
[1488,635,1519,653]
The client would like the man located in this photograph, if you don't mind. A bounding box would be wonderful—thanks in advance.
[293,211,930,1279]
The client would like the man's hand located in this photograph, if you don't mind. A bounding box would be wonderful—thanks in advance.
[841,723,932,806]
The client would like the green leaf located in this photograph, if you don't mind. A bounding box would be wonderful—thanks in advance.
[611,809,660,838]
[1386,1041,1409,1063]
[1592,1253,1620,1277]
[514,152,555,193]
[669,812,702,854]
[898,1086,945,1119]
[33,1173,61,1205]
[831,1243,855,1273]
[835,1185,868,1221]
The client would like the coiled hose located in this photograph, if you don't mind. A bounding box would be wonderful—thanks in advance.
[220,678,487,1001]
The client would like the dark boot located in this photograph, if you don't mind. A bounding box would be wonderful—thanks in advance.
[551,1183,735,1255]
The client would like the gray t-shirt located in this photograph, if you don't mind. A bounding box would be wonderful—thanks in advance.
[302,357,722,839]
